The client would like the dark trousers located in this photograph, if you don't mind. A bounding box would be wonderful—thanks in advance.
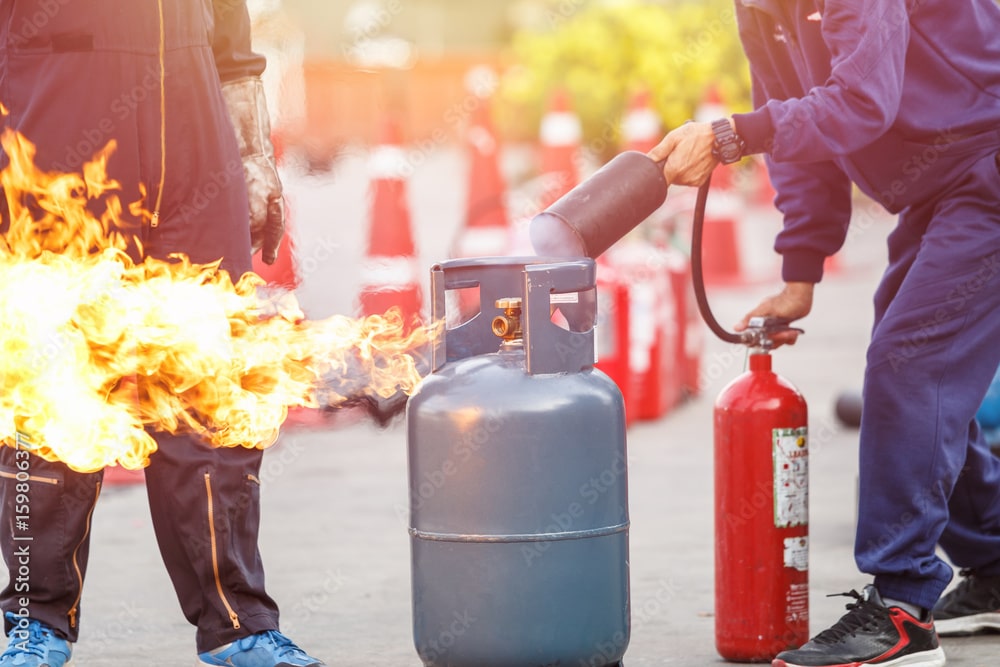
[1,432,280,653]
[855,150,1000,610]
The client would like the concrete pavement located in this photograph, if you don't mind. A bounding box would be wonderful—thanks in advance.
[37,261,1000,667]
[3,152,998,666]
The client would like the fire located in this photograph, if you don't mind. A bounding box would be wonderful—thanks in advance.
[0,127,437,473]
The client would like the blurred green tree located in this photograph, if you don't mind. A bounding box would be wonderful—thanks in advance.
[495,0,751,161]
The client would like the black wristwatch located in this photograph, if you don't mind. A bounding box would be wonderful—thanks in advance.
[711,118,745,165]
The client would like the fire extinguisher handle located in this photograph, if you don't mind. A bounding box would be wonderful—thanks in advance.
[741,316,806,349]
[749,316,805,334]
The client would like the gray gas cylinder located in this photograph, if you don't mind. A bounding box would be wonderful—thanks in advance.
[407,257,630,667]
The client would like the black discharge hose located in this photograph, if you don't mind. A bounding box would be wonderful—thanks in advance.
[690,174,746,345]
[689,172,802,348]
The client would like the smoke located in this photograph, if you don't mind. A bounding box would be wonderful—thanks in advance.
[313,341,431,428]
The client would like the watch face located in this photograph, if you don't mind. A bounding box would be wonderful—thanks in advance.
[720,143,740,162]
[712,120,742,164]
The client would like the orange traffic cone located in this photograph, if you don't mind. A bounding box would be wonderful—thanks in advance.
[700,186,745,286]
[622,88,662,154]
[451,97,511,258]
[752,155,777,209]
[103,465,144,487]
[691,84,746,285]
[538,88,582,209]
[694,82,729,123]
[357,117,423,328]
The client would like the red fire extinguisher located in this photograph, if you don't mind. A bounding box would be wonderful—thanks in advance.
[714,322,808,661]
[690,181,811,662]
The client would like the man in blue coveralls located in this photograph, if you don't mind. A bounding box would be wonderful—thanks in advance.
[651,1,1000,666]
[0,1,324,666]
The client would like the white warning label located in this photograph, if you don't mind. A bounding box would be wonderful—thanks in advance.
[786,582,809,625]
[783,536,809,572]
[773,427,808,528]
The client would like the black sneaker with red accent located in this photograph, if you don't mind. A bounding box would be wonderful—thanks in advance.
[772,585,945,667]
[932,569,1000,636]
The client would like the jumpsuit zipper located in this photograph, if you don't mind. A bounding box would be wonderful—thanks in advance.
[151,0,167,228]
[68,480,101,628]
[204,473,241,630]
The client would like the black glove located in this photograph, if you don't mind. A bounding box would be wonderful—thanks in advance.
[221,76,285,264]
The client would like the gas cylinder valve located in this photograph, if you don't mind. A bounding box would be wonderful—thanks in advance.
[492,297,523,341]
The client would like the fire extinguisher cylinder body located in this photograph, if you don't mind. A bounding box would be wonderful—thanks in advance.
[714,352,809,662]
[407,257,630,667]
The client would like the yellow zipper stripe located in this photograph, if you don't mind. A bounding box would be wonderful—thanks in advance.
[0,471,59,485]
[204,473,241,629]
[69,480,101,628]
[150,0,166,228]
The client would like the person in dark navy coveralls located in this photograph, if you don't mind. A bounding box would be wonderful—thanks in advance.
[0,1,324,666]
[651,1,1000,666]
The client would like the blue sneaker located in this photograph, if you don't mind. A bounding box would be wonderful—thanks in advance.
[1,612,72,667]
[197,630,325,666]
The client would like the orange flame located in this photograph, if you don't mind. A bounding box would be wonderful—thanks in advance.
[0,128,437,473]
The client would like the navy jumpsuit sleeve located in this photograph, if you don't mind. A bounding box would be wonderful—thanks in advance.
[211,0,267,83]
[733,0,854,283]
[734,0,912,162]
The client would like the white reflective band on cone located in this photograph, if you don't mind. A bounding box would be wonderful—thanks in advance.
[623,108,661,142]
[540,111,582,146]
[694,103,728,124]
[455,228,509,257]
[368,145,410,179]
[467,126,497,154]
[359,255,419,289]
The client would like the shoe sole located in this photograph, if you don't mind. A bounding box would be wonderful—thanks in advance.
[194,661,322,667]
[772,646,946,667]
[194,658,323,667]
[934,611,1000,637]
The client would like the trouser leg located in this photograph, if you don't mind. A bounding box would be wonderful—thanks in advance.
[937,419,1000,576]
[855,151,1000,610]
[0,447,102,642]
[143,432,279,653]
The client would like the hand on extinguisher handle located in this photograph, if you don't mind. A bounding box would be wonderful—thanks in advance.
[734,282,813,348]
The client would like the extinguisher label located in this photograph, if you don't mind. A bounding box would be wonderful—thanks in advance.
[783,536,809,572]
[786,581,810,625]
[773,427,808,528]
